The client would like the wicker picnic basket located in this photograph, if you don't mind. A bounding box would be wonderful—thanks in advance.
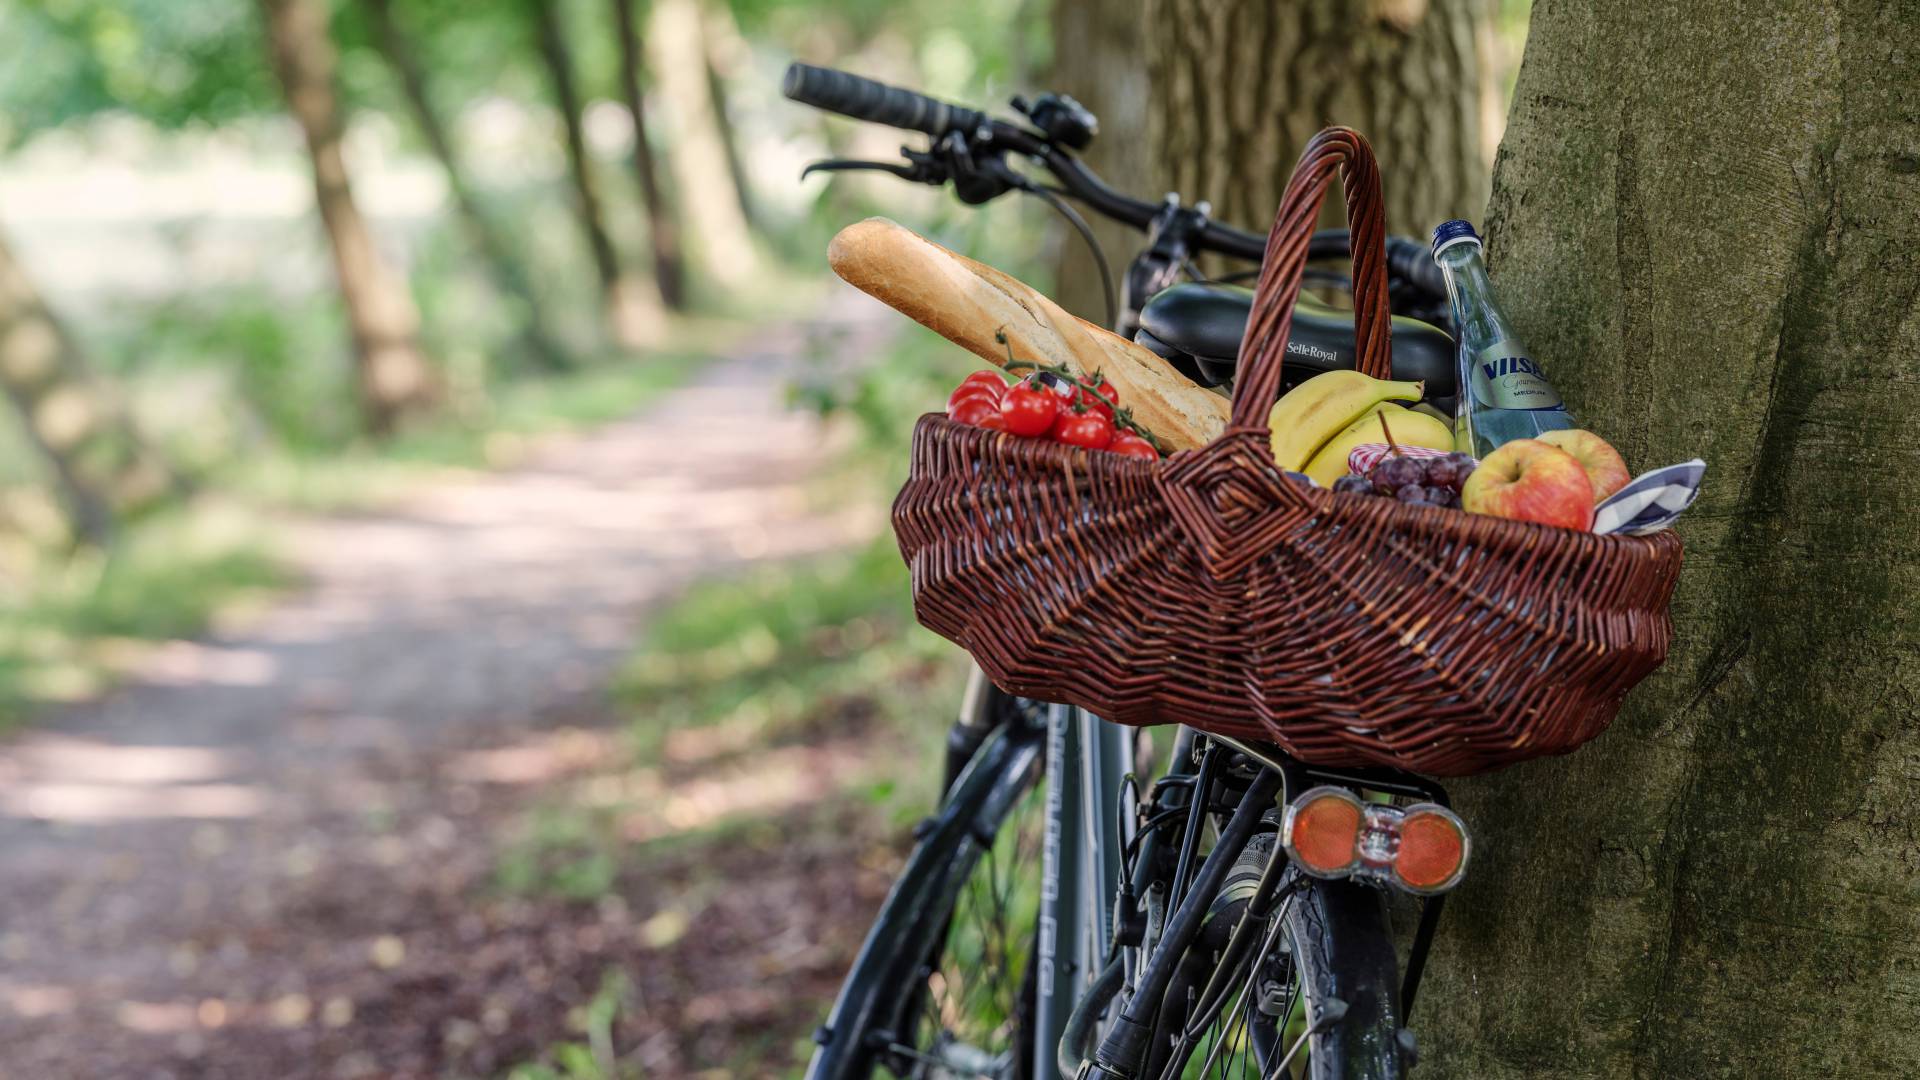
[891,127,1684,776]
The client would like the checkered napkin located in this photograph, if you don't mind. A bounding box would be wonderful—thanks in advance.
[1348,443,1451,475]
[1591,459,1705,536]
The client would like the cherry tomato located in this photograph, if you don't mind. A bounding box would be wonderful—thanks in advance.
[999,383,1059,437]
[974,410,1008,432]
[1077,379,1119,421]
[1108,432,1160,460]
[949,396,1001,426]
[959,370,1008,397]
[1053,410,1115,451]
[948,385,999,412]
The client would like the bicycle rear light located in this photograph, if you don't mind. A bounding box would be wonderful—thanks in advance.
[1281,788,1471,895]
[1392,804,1470,894]
[1283,787,1363,876]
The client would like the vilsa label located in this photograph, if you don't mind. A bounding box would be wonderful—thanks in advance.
[1471,345,1564,410]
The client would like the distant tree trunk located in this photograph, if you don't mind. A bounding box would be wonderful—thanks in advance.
[1047,0,1152,324]
[0,229,180,546]
[1144,0,1495,240]
[609,0,688,311]
[1414,1,1920,1076]
[257,0,438,435]
[647,0,757,287]
[527,0,658,348]
[699,1,761,231]
[361,0,572,370]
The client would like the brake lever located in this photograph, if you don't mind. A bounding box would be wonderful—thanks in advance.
[799,157,923,182]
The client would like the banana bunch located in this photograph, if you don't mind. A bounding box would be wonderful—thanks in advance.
[1267,371,1455,484]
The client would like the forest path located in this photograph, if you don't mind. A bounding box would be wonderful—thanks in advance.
[0,291,896,1077]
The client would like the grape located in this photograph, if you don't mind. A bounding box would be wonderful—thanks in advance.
[1373,456,1426,493]
[1396,484,1433,504]
[1433,487,1462,509]
[1423,456,1461,488]
[1444,453,1478,489]
[1332,474,1372,496]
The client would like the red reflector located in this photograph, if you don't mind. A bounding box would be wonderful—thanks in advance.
[1395,809,1467,893]
[1289,790,1362,874]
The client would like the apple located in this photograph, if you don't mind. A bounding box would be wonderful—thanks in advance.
[1535,429,1631,502]
[1460,439,1596,530]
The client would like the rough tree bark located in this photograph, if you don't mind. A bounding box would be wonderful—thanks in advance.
[1419,1,1920,1076]
[257,0,438,435]
[362,0,572,369]
[527,0,657,348]
[647,0,757,287]
[1046,0,1152,323]
[1142,0,1495,240]
[608,0,688,311]
[0,230,180,546]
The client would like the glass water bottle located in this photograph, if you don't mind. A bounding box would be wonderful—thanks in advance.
[1431,220,1575,458]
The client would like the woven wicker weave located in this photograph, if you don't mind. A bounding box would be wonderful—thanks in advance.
[891,127,1683,776]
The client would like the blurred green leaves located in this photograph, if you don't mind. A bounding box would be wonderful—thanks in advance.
[1,0,274,142]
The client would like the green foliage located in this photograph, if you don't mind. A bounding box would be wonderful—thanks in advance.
[0,0,273,143]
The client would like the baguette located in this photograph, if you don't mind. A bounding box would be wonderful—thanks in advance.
[827,217,1229,451]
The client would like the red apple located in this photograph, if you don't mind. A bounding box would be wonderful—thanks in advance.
[1460,439,1596,530]
[1535,429,1631,502]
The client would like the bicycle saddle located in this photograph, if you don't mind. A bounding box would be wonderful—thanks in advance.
[1134,283,1459,414]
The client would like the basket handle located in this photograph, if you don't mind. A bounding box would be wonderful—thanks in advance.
[1226,128,1395,437]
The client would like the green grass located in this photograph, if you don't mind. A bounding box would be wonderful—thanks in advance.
[493,538,967,900]
[221,348,711,512]
[504,971,635,1080]
[0,504,283,725]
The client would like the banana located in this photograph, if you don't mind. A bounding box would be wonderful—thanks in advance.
[1410,402,1454,426]
[1301,404,1456,486]
[1267,370,1425,471]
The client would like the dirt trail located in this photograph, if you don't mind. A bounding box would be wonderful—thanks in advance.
[0,292,896,1078]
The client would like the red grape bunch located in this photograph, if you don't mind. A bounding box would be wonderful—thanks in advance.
[1331,452,1477,508]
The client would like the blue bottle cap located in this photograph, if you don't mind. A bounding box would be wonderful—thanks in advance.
[1431,219,1482,259]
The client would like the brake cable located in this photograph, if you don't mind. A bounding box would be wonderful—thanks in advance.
[1018,181,1118,330]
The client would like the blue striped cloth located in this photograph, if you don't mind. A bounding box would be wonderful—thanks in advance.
[1592,459,1705,536]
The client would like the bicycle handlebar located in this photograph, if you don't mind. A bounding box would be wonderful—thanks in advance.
[783,63,987,138]
[782,62,1450,299]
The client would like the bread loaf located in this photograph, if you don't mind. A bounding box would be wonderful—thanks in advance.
[827,217,1229,451]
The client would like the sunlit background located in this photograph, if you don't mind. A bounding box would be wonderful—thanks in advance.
[0,0,1527,1074]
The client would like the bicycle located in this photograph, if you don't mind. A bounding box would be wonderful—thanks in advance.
[784,62,1472,1080]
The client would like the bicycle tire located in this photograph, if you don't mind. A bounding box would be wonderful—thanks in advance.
[1146,870,1406,1080]
[1283,877,1406,1079]
[807,715,1046,1079]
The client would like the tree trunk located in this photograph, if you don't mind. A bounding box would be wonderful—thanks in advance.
[361,0,572,370]
[1419,1,1920,1076]
[647,0,757,287]
[257,0,438,435]
[1047,0,1153,324]
[608,0,688,311]
[699,1,761,232]
[1143,0,1495,241]
[0,229,181,546]
[527,0,658,348]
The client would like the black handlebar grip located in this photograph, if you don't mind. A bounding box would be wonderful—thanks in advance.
[782,62,987,138]
[1386,236,1449,301]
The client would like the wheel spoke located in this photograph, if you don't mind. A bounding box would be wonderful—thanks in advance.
[905,782,1044,1074]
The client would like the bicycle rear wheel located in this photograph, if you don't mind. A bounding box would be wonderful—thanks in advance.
[1150,862,1407,1080]
[808,710,1046,1079]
